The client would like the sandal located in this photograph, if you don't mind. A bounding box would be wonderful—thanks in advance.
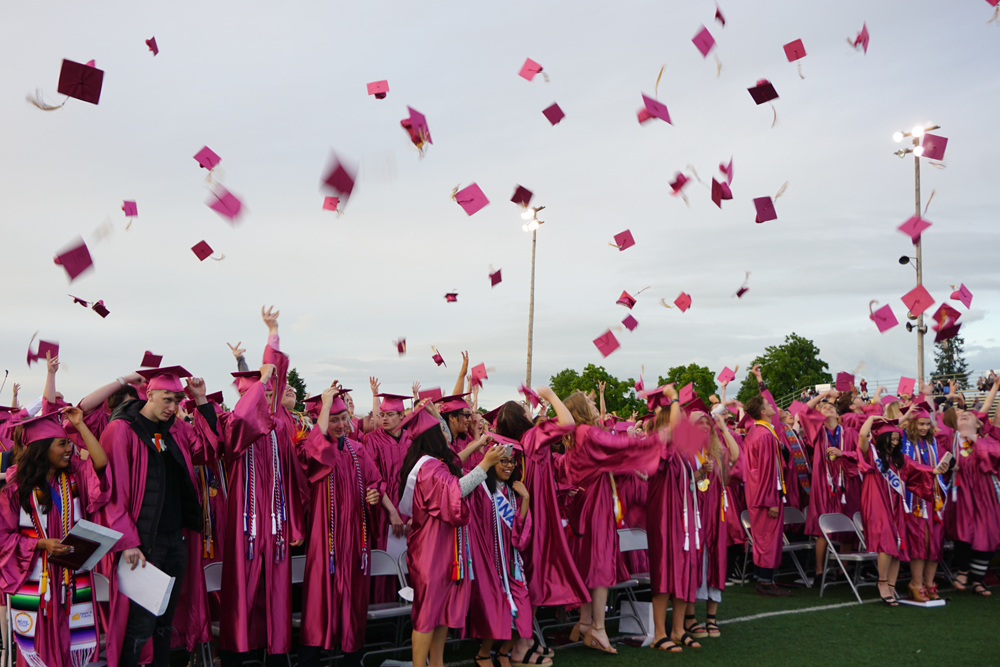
[583,626,618,654]
[683,614,708,639]
[879,579,898,607]
[671,632,701,648]
[525,639,554,659]
[705,614,721,638]
[926,584,941,600]
[972,582,992,597]
[511,645,552,667]
[474,653,497,667]
[496,651,516,667]
[952,571,969,591]
[907,581,929,602]
[568,622,590,643]
[650,637,682,653]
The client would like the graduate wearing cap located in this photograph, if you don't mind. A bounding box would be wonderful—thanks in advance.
[934,398,1000,597]
[0,407,110,667]
[94,365,220,667]
[359,379,412,603]
[397,402,504,667]
[830,415,947,606]
[435,393,482,471]
[296,384,384,667]
[214,308,307,666]
[898,386,950,600]
[558,391,661,654]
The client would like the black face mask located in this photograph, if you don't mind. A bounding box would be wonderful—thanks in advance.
[337,436,345,451]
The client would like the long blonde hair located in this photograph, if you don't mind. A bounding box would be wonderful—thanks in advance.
[884,401,902,419]
[561,391,598,451]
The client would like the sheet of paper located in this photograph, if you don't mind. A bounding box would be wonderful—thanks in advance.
[385,532,407,562]
[117,559,175,616]
[67,519,123,571]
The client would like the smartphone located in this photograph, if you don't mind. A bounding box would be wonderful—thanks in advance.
[504,443,514,458]
[939,451,953,469]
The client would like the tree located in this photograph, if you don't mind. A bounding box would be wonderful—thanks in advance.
[735,333,833,404]
[932,336,970,388]
[657,364,717,403]
[287,367,307,412]
[549,364,646,417]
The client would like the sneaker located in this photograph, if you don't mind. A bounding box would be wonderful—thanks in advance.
[755,582,792,597]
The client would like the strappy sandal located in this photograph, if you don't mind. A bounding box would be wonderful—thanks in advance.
[972,582,992,597]
[952,571,969,591]
[878,579,898,606]
[583,626,618,654]
[705,614,721,638]
[671,632,701,648]
[683,614,708,639]
[650,637,682,653]
[511,645,552,667]
[525,639,554,659]
[568,622,590,642]
[926,584,941,600]
[474,652,497,667]
[495,651,517,667]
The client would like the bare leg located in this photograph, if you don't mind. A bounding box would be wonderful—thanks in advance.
[706,600,719,617]
[578,600,594,627]
[815,536,828,576]
[925,560,939,585]
[429,625,450,667]
[587,587,615,652]
[876,553,896,603]
[887,557,901,592]
[670,598,700,647]
[652,593,670,644]
[909,559,925,589]
[496,640,518,667]
[411,629,433,667]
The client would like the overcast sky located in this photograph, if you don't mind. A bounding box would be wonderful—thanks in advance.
[2,0,998,411]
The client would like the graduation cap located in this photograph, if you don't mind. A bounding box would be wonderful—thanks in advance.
[137,365,193,393]
[897,377,916,396]
[453,183,489,215]
[54,237,94,282]
[711,179,733,208]
[717,367,736,383]
[869,301,899,333]
[417,387,443,402]
[950,283,973,309]
[91,300,109,318]
[519,58,544,81]
[931,303,962,331]
[401,106,432,150]
[444,292,458,303]
[920,134,948,161]
[206,186,244,223]
[146,37,159,56]
[26,333,59,366]
[901,284,934,317]
[40,59,105,106]
[69,294,89,307]
[518,383,541,408]
[542,103,565,125]
[482,405,502,426]
[784,39,806,61]
[898,216,931,243]
[641,93,671,124]
[719,157,734,185]
[400,404,443,439]
[395,338,406,355]
[674,292,692,312]
[376,393,410,412]
[593,330,620,358]
[14,412,67,446]
[734,272,750,298]
[321,152,357,204]
[934,322,961,343]
[489,268,502,287]
[788,400,808,417]
[670,173,690,196]
[141,351,162,368]
[194,146,221,171]
[471,363,488,388]
[616,291,636,309]
[431,347,446,366]
[678,382,695,404]
[511,185,533,207]
[323,196,340,212]
[835,372,854,392]
[715,4,726,26]
[122,200,138,217]
[692,26,716,57]
[191,241,216,261]
[754,196,777,223]
[367,80,388,99]
[435,393,472,414]
[613,229,635,251]
[850,22,870,54]
[748,79,778,105]
[622,314,638,332]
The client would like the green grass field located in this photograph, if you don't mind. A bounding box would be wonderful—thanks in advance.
[424,579,1000,667]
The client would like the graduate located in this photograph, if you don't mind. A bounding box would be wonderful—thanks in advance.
[96,366,219,667]
[398,402,504,667]
[296,385,384,667]
[0,408,110,667]
[560,391,660,654]
[215,308,306,667]
[828,415,947,605]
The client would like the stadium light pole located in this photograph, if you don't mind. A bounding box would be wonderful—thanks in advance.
[893,124,939,386]
[522,206,545,387]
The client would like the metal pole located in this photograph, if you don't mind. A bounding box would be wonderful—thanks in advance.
[914,147,924,387]
[526,229,537,387]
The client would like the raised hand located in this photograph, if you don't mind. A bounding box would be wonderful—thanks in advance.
[63,406,84,427]
[511,480,529,499]
[46,352,60,375]
[261,305,280,332]
[227,341,246,359]
[259,364,277,387]
[752,364,763,382]
[370,377,380,395]
[187,377,207,400]
[321,385,339,405]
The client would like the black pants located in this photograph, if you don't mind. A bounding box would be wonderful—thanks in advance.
[120,530,188,667]
[298,645,362,667]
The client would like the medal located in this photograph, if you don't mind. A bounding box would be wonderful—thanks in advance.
[697,477,710,492]
[960,448,970,457]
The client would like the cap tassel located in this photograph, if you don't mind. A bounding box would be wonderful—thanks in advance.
[211,253,226,261]
[774,182,789,199]
[989,6,999,23]
[27,89,67,111]
[797,62,805,79]
[91,218,114,243]
[770,102,777,128]
[654,65,665,97]
[923,189,936,215]
[714,54,722,77]
[659,298,674,309]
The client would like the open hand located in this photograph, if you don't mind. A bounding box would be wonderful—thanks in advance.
[227,341,246,359]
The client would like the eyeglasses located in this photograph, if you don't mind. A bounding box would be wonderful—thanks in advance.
[459,412,473,418]
[499,459,517,468]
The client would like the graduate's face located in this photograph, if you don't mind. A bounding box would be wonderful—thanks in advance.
[346,395,355,413]
[47,437,72,471]
[381,411,403,432]
[281,387,297,410]
[764,402,777,419]
[818,401,837,420]
[494,457,516,482]
[146,390,181,422]
[915,418,933,437]
[328,410,351,438]
[585,395,599,420]
[779,410,793,425]
[888,432,901,449]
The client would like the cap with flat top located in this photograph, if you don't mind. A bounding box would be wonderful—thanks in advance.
[674,292,692,312]
[835,372,854,392]
[15,412,68,446]
[519,58,543,81]
[613,230,635,251]
[377,393,410,413]
[146,37,159,56]
[27,337,59,367]
[711,179,733,208]
[399,405,442,439]
[435,393,471,414]
[754,196,777,223]
[901,284,934,317]
[122,201,138,217]
[54,238,94,282]
[951,284,972,309]
[138,365,193,393]
[622,314,638,331]
[641,94,671,124]
[192,241,214,261]
[194,146,221,171]
[748,80,778,105]
[511,185,533,207]
[454,183,489,215]
[490,269,502,287]
[870,303,899,333]
[593,330,620,357]
[783,39,806,61]
[921,134,947,161]
[207,187,243,223]
[898,216,931,243]
[367,80,388,98]
[322,154,357,202]
[542,103,565,125]
[58,59,104,104]
[616,291,636,309]
[692,26,716,57]
[471,364,488,387]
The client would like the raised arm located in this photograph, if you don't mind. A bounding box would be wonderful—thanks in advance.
[597,380,607,422]
[316,383,340,436]
[64,406,108,472]
[411,381,421,404]
[42,353,59,403]
[228,341,249,372]
[11,383,20,410]
[537,386,572,426]
[370,377,382,423]
[856,415,876,454]
[78,373,143,414]
[807,388,836,411]
[980,375,1000,420]
[452,351,470,396]
[713,410,740,463]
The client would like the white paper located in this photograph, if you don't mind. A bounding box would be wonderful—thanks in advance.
[385,532,407,562]
[116,559,176,616]
[65,519,123,571]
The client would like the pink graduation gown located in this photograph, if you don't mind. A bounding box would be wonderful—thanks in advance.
[466,483,533,641]
[900,435,946,561]
[616,473,649,576]
[216,377,306,655]
[361,427,411,603]
[406,457,472,633]
[698,454,730,591]
[297,429,384,652]
[838,446,936,559]
[743,421,785,570]
[562,425,660,589]
[936,425,1000,552]
[518,421,590,607]
[0,458,110,667]
[648,451,701,602]
[95,409,217,667]
[724,434,747,547]
[799,409,860,538]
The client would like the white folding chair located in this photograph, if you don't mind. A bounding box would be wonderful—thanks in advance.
[818,513,878,603]
[195,563,224,667]
[739,510,754,585]
[288,555,306,629]
[610,528,647,636]
[361,550,414,664]
[852,512,867,550]
[84,573,112,667]
[782,506,813,588]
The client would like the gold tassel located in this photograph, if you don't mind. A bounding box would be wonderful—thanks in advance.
[770,103,777,128]
[655,65,665,96]
[774,182,789,199]
[989,7,999,24]
[715,54,722,77]
[26,89,66,111]
[923,189,936,215]
[659,298,674,309]
[797,62,804,79]
[211,253,226,261]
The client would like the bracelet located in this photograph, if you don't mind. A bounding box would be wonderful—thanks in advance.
[116,377,127,387]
